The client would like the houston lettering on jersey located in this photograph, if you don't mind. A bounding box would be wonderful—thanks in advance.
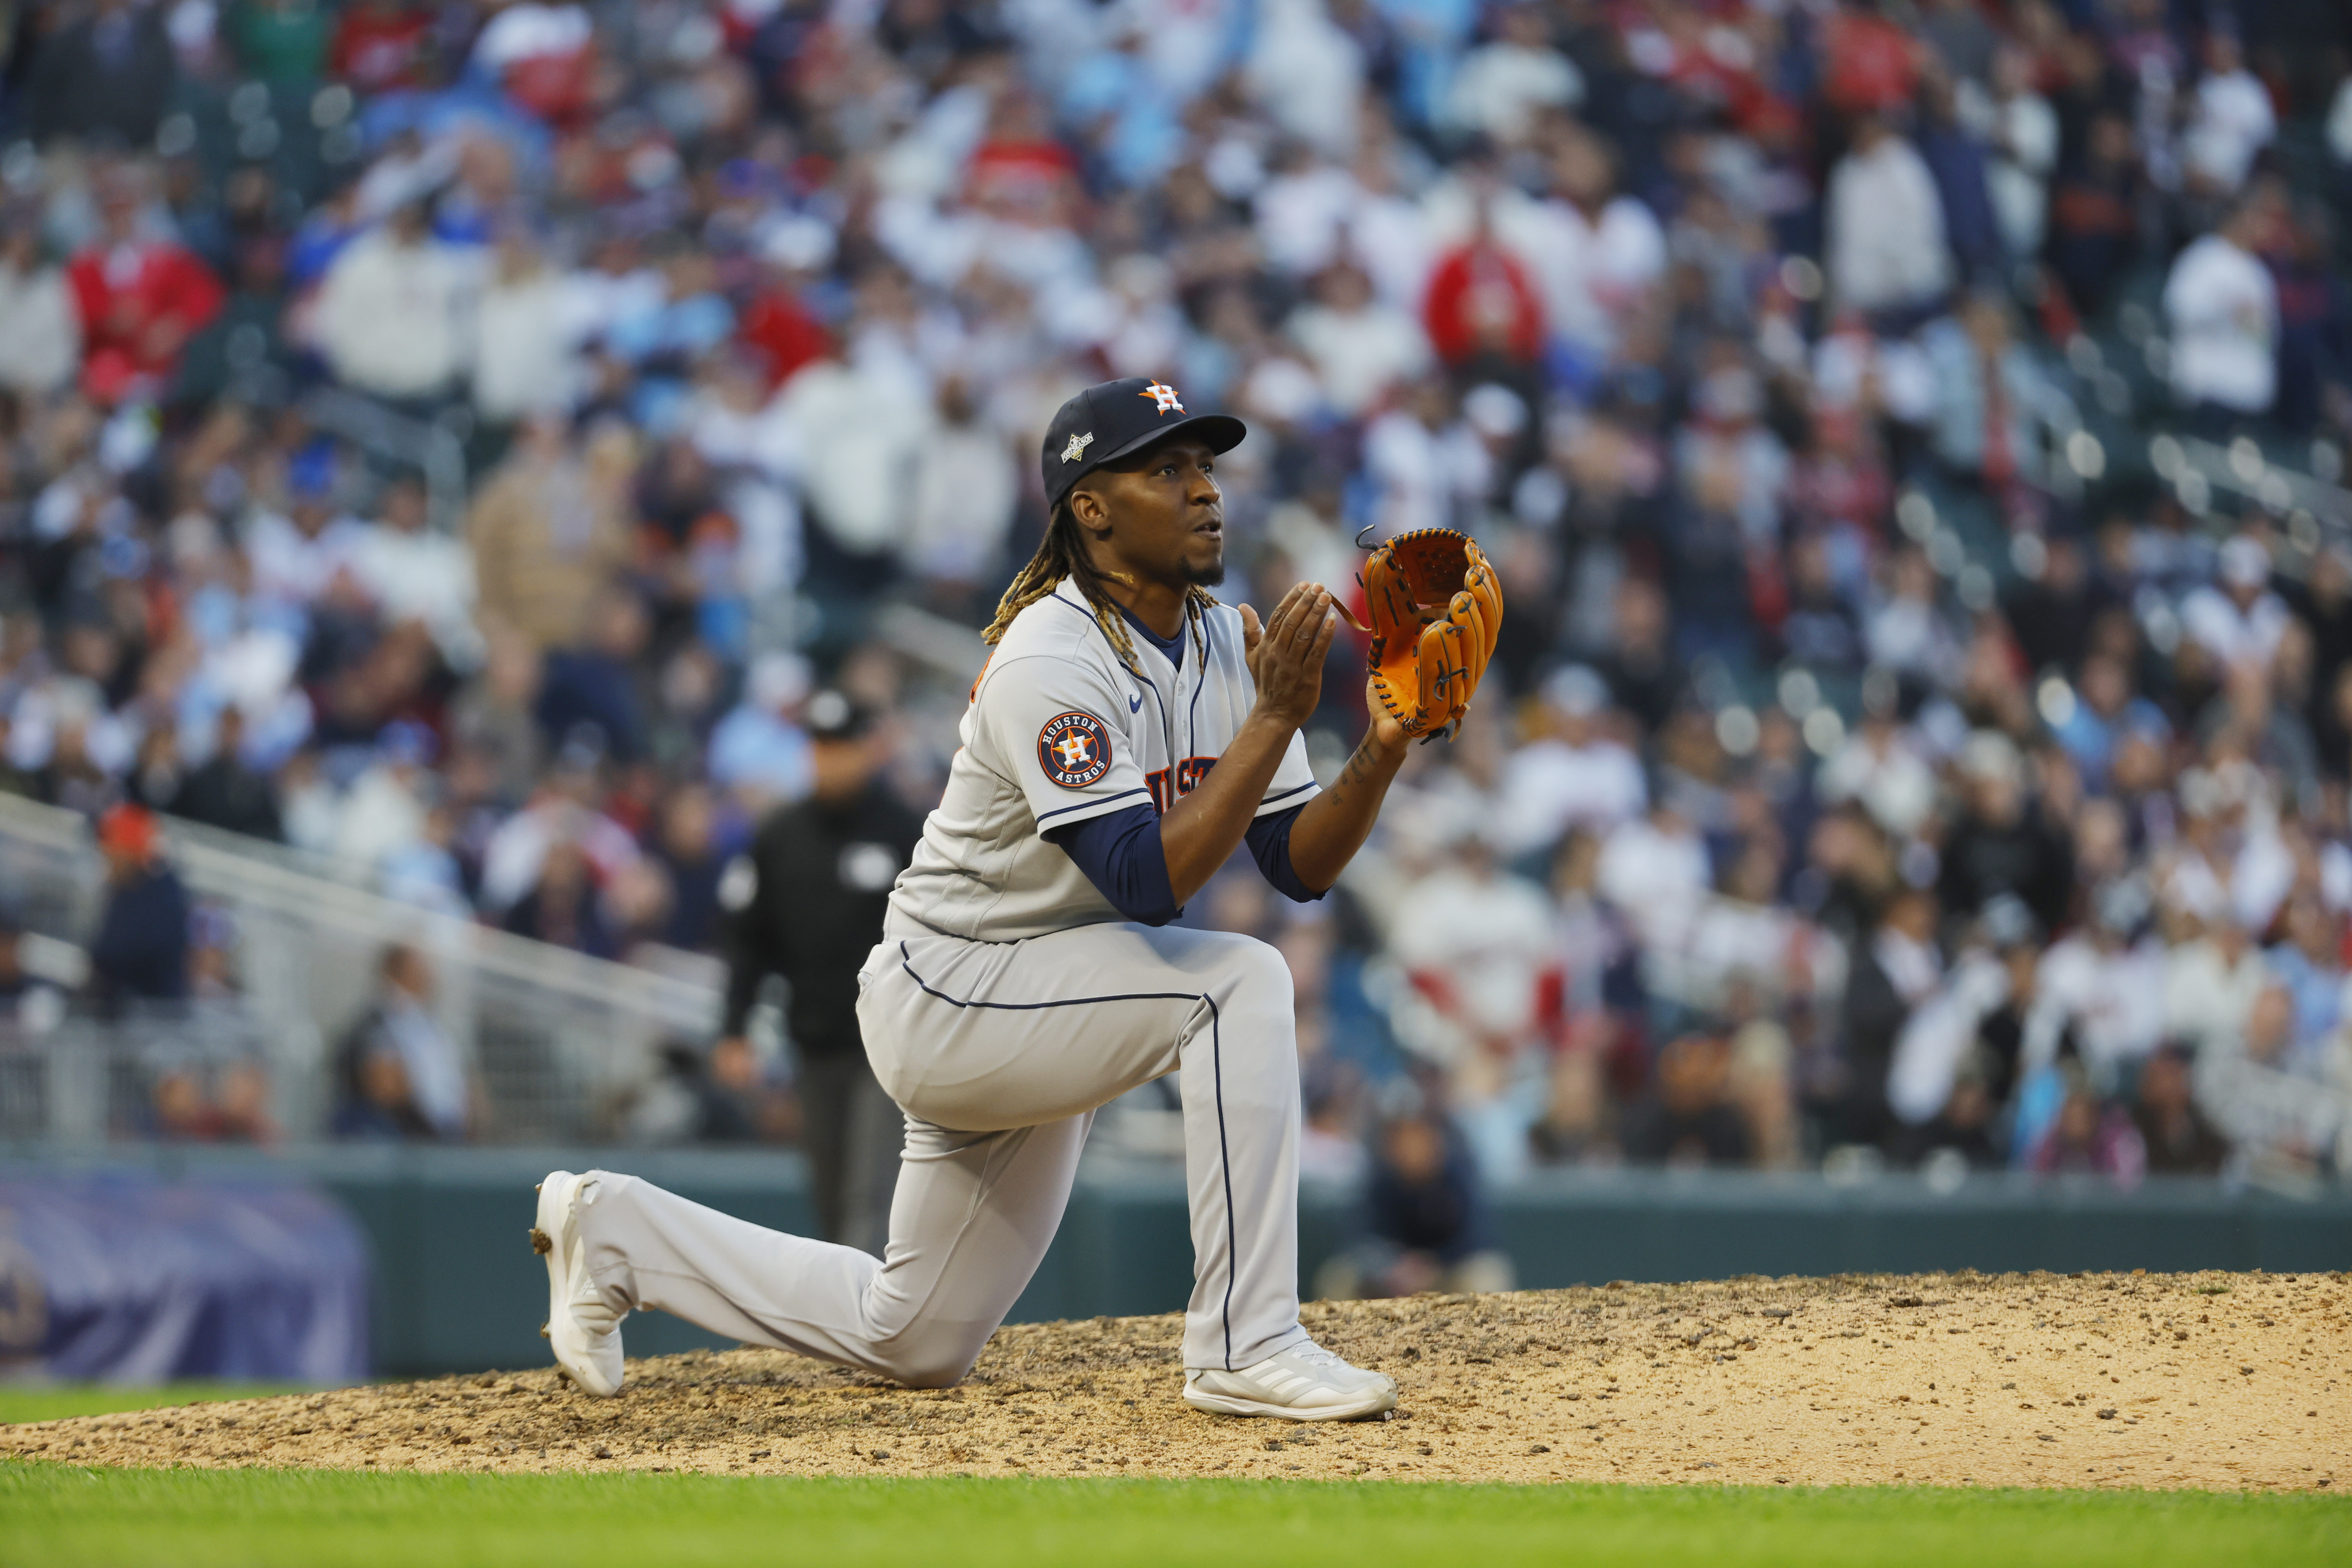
[1145,756,1217,814]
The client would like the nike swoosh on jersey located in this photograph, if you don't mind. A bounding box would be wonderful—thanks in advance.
[1129,693,1143,712]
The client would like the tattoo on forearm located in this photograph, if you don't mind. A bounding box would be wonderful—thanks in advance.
[1329,736,1386,802]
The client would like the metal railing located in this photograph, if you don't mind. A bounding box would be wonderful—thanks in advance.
[0,793,722,1145]
[2149,432,2352,534]
[301,385,470,535]
[0,1004,283,1144]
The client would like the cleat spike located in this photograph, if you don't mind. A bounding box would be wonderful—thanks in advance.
[529,1227,552,1255]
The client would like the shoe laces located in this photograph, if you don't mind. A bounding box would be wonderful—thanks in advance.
[1285,1340,1344,1368]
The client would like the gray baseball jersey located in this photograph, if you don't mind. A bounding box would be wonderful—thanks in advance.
[563,577,1322,1385]
[887,578,1320,942]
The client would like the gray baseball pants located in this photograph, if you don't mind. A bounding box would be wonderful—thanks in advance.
[574,921,1309,1383]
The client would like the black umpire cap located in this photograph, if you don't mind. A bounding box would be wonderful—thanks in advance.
[1041,377,1246,511]
[804,689,874,742]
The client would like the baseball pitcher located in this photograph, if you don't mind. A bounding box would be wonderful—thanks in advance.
[530,376,1499,1421]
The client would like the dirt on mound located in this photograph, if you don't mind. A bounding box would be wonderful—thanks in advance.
[6,1270,2345,1491]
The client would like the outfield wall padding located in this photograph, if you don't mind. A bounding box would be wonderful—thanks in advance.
[6,1147,2347,1377]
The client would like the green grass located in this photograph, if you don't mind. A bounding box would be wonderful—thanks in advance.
[0,1465,2342,1568]
[0,1385,308,1426]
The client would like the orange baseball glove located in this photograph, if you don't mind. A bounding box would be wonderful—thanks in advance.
[1357,527,1503,739]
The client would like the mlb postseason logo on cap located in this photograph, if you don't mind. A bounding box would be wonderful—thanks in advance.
[1037,711,1112,789]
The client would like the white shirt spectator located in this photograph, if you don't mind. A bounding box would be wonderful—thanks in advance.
[1361,403,1489,538]
[354,515,481,668]
[1131,0,1236,103]
[474,254,590,421]
[906,405,1018,584]
[1444,27,1582,146]
[0,248,79,396]
[1959,73,2058,257]
[1388,861,1561,1043]
[1494,733,1646,855]
[1865,583,1964,680]
[1812,323,1937,424]
[2154,228,2267,414]
[470,1,592,72]
[1386,852,1561,1183]
[2173,564,2286,677]
[1826,129,1951,315]
[1596,810,1711,951]
[1343,176,1436,316]
[335,759,431,872]
[1680,896,1822,1010]
[1536,194,1666,359]
[2182,66,2276,193]
[1818,722,1939,837]
[477,800,643,914]
[1889,949,2012,1123]
[314,223,475,399]
[1243,0,1363,158]
[245,509,368,609]
[775,359,930,555]
[2163,230,2278,413]
[1286,292,1432,417]
[2160,933,2269,1054]
[2024,933,2169,1077]
[1254,159,1360,278]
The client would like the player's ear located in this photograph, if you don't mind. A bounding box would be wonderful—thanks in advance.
[1067,482,1112,537]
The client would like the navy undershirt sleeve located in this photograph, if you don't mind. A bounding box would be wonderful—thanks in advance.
[1245,803,1325,904]
[1044,803,1180,926]
[1045,801,1325,924]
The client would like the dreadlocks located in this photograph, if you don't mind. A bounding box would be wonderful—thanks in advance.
[982,500,1216,673]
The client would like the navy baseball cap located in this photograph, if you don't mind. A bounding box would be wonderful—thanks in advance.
[1041,377,1246,511]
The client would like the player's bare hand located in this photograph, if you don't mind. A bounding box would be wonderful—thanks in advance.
[1243,581,1335,730]
[1363,677,1410,755]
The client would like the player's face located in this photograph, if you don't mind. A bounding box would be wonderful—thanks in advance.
[1087,437,1225,589]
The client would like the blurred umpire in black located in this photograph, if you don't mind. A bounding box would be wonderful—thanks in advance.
[716,690,923,1252]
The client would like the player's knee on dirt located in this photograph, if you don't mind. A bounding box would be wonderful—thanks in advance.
[887,1352,977,1390]
[872,1325,991,1389]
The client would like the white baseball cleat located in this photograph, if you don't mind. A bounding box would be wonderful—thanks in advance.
[530,1170,624,1397]
[1182,1340,1398,1421]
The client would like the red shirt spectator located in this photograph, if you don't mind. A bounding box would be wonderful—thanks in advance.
[965,94,1079,225]
[1822,5,1919,117]
[330,0,434,94]
[67,199,225,406]
[1423,237,1544,367]
[738,287,831,391]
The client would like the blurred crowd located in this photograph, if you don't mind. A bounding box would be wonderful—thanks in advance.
[3,0,2352,1257]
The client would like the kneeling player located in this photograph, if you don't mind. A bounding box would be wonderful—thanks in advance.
[530,377,1489,1420]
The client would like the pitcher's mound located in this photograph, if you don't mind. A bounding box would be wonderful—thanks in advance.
[7,1270,2343,1491]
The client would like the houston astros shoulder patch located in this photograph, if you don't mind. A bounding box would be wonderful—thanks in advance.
[1037,711,1113,789]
